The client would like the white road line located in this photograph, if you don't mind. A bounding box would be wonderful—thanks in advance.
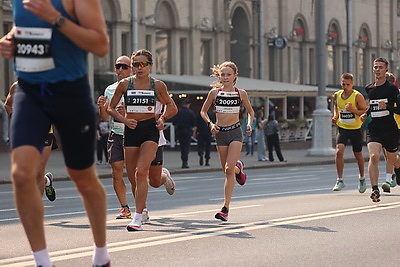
[2,202,400,266]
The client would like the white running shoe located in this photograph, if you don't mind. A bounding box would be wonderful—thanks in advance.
[162,168,176,195]
[142,209,151,224]
[127,213,143,231]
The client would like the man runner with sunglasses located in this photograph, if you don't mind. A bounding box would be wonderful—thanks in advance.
[98,56,133,219]
[0,0,110,266]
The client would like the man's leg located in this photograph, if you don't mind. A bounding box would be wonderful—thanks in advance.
[68,165,107,248]
[367,142,382,187]
[111,160,127,205]
[335,143,345,179]
[11,146,44,251]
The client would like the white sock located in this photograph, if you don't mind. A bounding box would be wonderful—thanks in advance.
[359,175,365,180]
[33,248,52,267]
[93,245,110,266]
[386,173,393,182]
[134,212,142,221]
[337,178,343,181]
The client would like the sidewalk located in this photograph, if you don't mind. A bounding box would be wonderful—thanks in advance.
[0,141,370,184]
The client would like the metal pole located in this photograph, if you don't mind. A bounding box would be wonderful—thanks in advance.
[131,0,138,52]
[346,0,353,73]
[308,0,335,156]
[259,0,264,79]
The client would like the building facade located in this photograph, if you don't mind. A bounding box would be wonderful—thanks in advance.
[1,0,399,119]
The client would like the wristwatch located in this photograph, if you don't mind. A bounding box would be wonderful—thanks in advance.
[54,15,66,28]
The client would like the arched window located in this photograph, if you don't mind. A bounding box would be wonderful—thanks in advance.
[354,26,370,86]
[326,21,340,85]
[230,6,251,77]
[291,17,306,84]
[155,1,177,74]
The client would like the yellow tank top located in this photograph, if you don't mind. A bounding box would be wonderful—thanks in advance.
[394,104,400,129]
[335,89,363,130]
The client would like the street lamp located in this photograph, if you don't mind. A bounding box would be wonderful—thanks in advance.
[308,0,335,156]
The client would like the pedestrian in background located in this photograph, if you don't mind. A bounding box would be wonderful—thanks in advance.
[195,110,215,166]
[264,114,286,162]
[242,111,256,156]
[96,117,110,165]
[174,98,196,168]
[256,109,268,161]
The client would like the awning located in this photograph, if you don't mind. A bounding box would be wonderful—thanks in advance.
[152,74,338,97]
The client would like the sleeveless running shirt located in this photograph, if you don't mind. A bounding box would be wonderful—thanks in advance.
[335,89,363,129]
[13,0,88,83]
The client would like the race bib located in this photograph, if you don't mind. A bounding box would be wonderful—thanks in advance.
[126,90,155,113]
[339,109,356,123]
[370,99,390,118]
[215,91,240,113]
[14,27,55,72]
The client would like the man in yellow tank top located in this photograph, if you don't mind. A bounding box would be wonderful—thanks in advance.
[331,73,367,192]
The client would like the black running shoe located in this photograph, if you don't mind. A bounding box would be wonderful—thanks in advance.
[370,189,380,203]
[44,172,56,202]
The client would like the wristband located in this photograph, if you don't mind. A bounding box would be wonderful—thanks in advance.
[207,121,211,127]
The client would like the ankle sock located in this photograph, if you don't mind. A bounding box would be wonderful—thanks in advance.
[33,248,52,267]
[386,173,393,182]
[93,245,110,267]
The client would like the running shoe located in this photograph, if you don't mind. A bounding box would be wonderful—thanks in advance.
[390,174,397,187]
[390,173,397,187]
[215,210,228,222]
[332,180,345,191]
[394,167,400,186]
[127,216,143,231]
[44,172,56,202]
[116,207,132,219]
[142,209,151,224]
[370,189,381,203]
[235,160,247,185]
[358,179,366,193]
[162,168,176,195]
[382,182,391,193]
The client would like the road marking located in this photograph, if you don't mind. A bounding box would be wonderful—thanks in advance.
[2,202,400,266]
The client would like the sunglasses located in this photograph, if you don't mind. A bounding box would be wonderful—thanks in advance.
[115,63,130,70]
[132,61,151,68]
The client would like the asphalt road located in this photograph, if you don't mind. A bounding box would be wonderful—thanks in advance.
[1,162,400,266]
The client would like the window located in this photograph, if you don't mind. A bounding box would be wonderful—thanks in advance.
[155,30,170,74]
[180,38,187,75]
[200,39,212,76]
